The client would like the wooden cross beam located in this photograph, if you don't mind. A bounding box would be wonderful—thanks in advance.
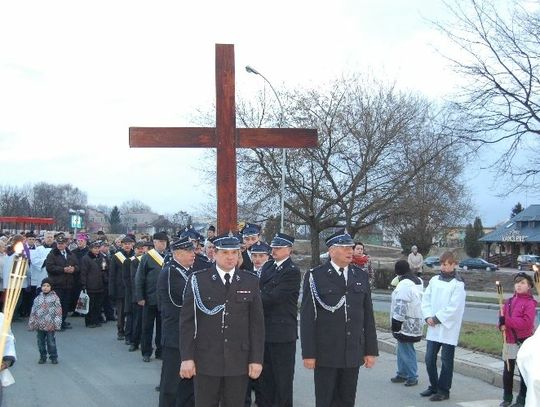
[129,44,317,234]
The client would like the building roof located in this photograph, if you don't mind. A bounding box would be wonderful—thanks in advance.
[480,204,540,243]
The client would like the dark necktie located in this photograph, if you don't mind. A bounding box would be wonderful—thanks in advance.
[339,267,346,284]
[224,273,231,289]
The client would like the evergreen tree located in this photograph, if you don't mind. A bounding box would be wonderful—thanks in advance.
[109,206,123,233]
[511,202,524,218]
[464,222,482,258]
[473,217,484,239]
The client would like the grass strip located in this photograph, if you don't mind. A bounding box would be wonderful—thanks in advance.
[374,311,502,356]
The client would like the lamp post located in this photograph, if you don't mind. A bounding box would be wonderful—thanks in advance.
[245,65,287,232]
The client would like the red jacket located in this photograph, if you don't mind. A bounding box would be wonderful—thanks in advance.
[502,292,537,343]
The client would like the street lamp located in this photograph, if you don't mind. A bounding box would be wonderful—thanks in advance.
[68,208,85,237]
[245,65,287,232]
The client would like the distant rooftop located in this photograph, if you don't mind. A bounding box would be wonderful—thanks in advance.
[480,204,540,243]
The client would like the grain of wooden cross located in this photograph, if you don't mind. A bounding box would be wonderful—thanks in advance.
[129,44,317,233]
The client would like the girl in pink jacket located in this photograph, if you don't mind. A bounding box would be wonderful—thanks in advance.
[498,272,537,407]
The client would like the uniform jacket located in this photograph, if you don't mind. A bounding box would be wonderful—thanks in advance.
[45,247,79,290]
[180,265,265,376]
[109,249,133,299]
[259,257,301,343]
[502,292,537,343]
[157,260,191,349]
[135,250,164,306]
[391,274,424,342]
[80,252,105,294]
[28,291,63,332]
[129,256,141,304]
[421,273,466,346]
[241,250,253,272]
[193,253,212,272]
[300,261,379,368]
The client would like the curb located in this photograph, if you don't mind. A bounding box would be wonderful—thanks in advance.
[377,332,519,389]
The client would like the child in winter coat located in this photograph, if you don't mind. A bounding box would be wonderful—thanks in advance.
[498,272,537,407]
[390,260,424,387]
[28,278,62,364]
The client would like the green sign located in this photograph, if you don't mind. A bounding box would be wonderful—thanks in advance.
[71,214,84,229]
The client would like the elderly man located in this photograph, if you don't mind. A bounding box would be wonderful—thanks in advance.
[180,233,264,407]
[300,229,378,407]
[407,245,424,275]
[157,237,196,407]
[136,231,168,362]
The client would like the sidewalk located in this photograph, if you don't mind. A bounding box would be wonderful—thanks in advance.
[374,288,519,389]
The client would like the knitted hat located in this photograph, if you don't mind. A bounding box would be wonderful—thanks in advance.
[41,278,52,287]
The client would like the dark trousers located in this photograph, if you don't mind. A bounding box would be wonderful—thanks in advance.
[503,358,527,403]
[258,341,296,407]
[425,340,455,396]
[115,298,125,335]
[194,374,248,407]
[85,292,104,326]
[141,304,161,357]
[131,303,143,346]
[20,286,36,317]
[37,330,58,359]
[314,366,360,407]
[125,303,133,342]
[102,294,115,320]
[159,346,194,407]
[70,278,82,313]
[55,287,72,325]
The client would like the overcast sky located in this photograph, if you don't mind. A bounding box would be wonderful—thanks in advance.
[0,0,536,226]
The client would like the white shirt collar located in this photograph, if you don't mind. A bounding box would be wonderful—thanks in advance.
[330,261,348,281]
[275,257,289,268]
[216,265,235,285]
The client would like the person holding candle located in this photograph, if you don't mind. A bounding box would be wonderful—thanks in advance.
[498,272,537,407]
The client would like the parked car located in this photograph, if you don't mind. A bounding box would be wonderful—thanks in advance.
[459,258,499,271]
[424,256,440,268]
[517,254,540,271]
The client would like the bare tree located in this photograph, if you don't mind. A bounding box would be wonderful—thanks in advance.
[120,200,152,214]
[0,185,31,217]
[436,0,540,189]
[236,76,467,265]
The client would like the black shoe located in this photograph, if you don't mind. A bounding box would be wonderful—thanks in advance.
[155,353,162,360]
[142,356,151,362]
[61,324,72,330]
[117,334,125,341]
[51,359,58,365]
[65,322,72,326]
[125,339,131,345]
[38,357,47,364]
[404,379,418,387]
[128,345,139,352]
[420,388,436,397]
[155,385,160,392]
[107,317,117,322]
[390,375,406,383]
[429,393,449,401]
[87,324,98,328]
[499,402,511,407]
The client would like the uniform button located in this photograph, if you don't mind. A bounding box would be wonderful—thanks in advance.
[347,305,350,308]
[224,325,228,329]
[347,332,351,336]
[224,338,228,342]
[225,300,229,303]
[347,318,351,322]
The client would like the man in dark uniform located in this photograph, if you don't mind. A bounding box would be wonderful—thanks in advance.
[180,233,264,407]
[258,233,301,407]
[127,241,150,352]
[109,236,134,341]
[45,233,79,330]
[136,231,168,362]
[240,223,261,271]
[157,237,195,407]
[99,240,115,322]
[300,229,378,407]
[179,226,211,271]
[249,241,271,278]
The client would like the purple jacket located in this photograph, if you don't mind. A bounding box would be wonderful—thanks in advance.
[502,292,537,343]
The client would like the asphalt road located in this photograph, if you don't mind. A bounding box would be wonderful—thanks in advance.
[5,316,504,407]
[372,298,499,325]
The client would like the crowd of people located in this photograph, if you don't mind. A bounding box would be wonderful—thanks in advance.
[0,227,538,406]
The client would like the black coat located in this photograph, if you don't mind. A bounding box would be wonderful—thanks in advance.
[135,250,165,306]
[300,261,379,368]
[193,253,212,272]
[241,250,253,271]
[180,266,265,376]
[45,247,79,290]
[157,260,191,349]
[128,255,141,305]
[80,252,105,293]
[108,249,133,299]
[259,258,301,343]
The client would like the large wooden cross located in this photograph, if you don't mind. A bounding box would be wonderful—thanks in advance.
[129,44,317,233]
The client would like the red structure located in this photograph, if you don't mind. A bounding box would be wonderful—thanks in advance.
[0,216,55,232]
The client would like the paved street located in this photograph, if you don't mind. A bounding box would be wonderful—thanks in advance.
[5,316,503,407]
